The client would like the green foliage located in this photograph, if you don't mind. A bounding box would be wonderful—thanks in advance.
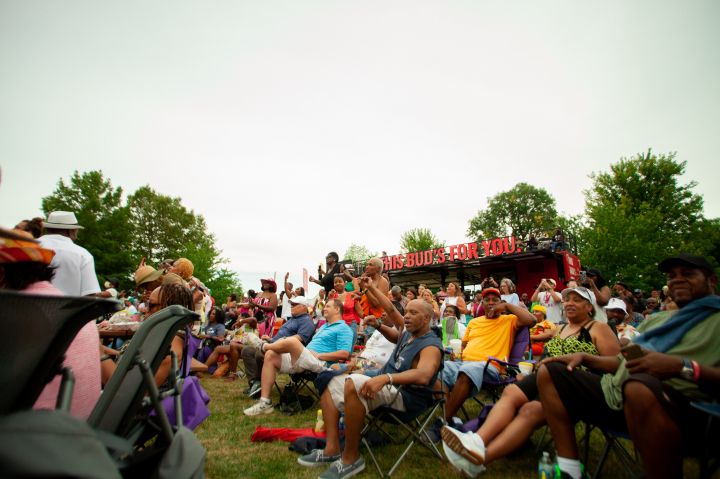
[467,183,558,241]
[41,171,242,298]
[343,243,377,262]
[555,214,587,256]
[126,186,211,266]
[582,150,707,290]
[400,228,444,253]
[205,268,244,304]
[41,171,134,285]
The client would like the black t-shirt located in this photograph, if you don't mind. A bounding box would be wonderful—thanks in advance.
[319,263,342,293]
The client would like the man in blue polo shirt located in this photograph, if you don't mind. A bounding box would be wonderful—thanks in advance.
[244,298,354,416]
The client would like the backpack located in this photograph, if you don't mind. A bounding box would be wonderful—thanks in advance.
[277,382,315,414]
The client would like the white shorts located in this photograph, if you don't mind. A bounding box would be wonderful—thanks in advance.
[279,348,327,374]
[327,373,405,414]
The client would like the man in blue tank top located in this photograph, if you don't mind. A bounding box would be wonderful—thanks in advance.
[297,276,443,479]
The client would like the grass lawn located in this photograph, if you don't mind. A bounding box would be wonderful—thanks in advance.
[192,374,676,479]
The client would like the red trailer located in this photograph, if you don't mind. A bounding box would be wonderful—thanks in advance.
[372,236,581,298]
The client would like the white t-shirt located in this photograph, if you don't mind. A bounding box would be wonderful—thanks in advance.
[39,234,101,296]
[537,291,564,324]
[360,330,396,367]
[501,293,520,306]
[281,294,291,319]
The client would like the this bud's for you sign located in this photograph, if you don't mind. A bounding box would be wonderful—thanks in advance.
[382,236,520,272]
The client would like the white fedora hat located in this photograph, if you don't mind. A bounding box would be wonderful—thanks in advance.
[44,211,84,230]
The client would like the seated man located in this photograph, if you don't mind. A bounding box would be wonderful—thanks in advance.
[243,298,354,416]
[536,254,720,479]
[296,276,443,479]
[241,295,315,397]
[442,288,536,422]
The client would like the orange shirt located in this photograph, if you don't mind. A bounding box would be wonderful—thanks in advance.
[462,314,518,364]
[360,293,384,318]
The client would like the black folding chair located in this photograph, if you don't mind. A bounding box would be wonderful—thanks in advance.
[0,290,121,416]
[691,401,720,479]
[361,384,446,477]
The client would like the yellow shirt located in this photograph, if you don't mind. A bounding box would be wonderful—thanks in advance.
[462,314,518,363]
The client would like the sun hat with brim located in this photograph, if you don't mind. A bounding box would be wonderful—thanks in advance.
[260,278,277,287]
[134,265,163,286]
[658,253,715,275]
[561,287,595,304]
[603,297,627,314]
[481,287,501,298]
[44,211,84,230]
[0,229,55,264]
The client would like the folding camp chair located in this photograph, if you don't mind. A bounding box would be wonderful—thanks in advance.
[581,423,642,479]
[691,402,720,479]
[88,305,205,476]
[458,326,530,420]
[361,385,446,477]
[0,290,121,416]
[481,326,531,402]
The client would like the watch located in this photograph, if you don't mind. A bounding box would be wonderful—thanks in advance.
[680,358,694,381]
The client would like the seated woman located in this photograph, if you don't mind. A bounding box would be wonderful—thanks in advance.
[0,229,101,420]
[528,305,557,357]
[439,304,466,349]
[441,286,620,471]
[205,314,259,380]
[330,312,397,377]
[420,288,440,326]
[196,306,226,363]
[101,282,195,387]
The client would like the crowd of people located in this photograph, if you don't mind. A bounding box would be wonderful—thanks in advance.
[2,210,719,479]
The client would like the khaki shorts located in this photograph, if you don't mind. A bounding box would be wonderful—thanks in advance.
[327,373,405,414]
[279,348,327,374]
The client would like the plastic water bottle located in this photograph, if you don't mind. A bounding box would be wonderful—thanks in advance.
[314,409,325,433]
[538,451,556,479]
[339,413,345,432]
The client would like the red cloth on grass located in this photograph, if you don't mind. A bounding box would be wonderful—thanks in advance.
[250,426,326,442]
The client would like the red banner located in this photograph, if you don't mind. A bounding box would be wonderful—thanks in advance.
[562,251,582,281]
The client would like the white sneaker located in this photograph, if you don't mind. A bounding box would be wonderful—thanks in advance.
[244,332,264,351]
[442,440,486,478]
[441,426,486,465]
[243,400,274,416]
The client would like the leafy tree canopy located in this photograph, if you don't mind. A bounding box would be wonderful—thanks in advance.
[343,244,377,263]
[467,183,558,241]
[400,228,444,253]
[41,171,134,284]
[582,150,710,289]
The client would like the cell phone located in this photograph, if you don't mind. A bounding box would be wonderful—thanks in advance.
[579,271,587,283]
[621,344,645,361]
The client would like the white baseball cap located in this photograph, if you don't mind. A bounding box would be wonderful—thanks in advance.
[289,296,310,306]
[603,297,628,314]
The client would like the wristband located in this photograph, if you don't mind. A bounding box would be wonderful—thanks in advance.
[386,373,393,386]
[691,360,701,382]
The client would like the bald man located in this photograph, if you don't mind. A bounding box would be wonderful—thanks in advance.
[297,276,443,477]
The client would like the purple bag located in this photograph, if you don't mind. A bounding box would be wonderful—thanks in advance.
[154,376,211,430]
[460,404,494,433]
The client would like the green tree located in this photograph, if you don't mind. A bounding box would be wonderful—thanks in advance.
[343,244,377,263]
[400,228,444,253]
[126,186,219,270]
[41,170,133,284]
[467,183,558,241]
[205,268,244,304]
[582,150,707,289]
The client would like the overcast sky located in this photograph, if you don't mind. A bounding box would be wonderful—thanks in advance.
[1,1,719,292]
